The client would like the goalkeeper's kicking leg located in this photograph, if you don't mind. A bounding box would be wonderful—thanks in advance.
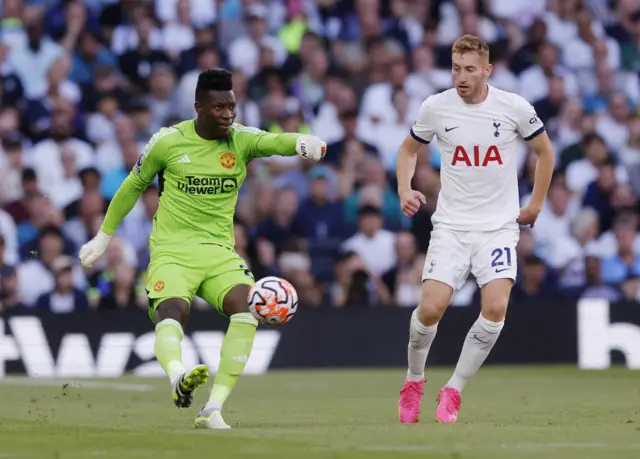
[195,284,258,430]
[154,298,209,409]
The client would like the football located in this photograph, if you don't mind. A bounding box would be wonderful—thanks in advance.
[247,276,299,326]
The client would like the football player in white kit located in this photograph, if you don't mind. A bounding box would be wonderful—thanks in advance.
[396,35,555,423]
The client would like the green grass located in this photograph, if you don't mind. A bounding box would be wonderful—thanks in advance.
[1,367,640,459]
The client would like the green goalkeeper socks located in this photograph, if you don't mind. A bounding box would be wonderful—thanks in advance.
[207,312,258,408]
[154,319,186,382]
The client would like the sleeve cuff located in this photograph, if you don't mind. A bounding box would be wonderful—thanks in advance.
[524,126,545,141]
[410,128,430,144]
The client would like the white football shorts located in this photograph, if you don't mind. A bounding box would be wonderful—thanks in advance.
[422,227,520,290]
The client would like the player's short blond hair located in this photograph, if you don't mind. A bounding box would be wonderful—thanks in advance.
[452,35,490,61]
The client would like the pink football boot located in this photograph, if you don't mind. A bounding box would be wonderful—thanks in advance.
[435,386,461,423]
[398,379,424,423]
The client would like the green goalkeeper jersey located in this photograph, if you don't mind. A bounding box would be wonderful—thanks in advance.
[101,120,300,251]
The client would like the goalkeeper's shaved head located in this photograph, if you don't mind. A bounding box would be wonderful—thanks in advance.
[194,68,237,139]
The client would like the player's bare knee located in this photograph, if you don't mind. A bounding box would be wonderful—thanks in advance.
[480,279,513,322]
[222,284,252,316]
[155,298,190,326]
[481,298,508,322]
[417,300,444,326]
[481,292,510,322]
[417,281,452,326]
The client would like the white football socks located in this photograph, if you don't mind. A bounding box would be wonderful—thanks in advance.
[447,314,504,392]
[406,309,439,382]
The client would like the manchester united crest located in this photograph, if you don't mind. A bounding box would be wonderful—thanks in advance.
[221,152,236,168]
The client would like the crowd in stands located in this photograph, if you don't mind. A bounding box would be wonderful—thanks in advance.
[0,0,640,313]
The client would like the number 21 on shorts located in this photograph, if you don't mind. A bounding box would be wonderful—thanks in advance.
[491,247,512,273]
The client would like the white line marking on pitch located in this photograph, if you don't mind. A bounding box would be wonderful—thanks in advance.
[357,443,640,452]
[89,451,179,456]
[0,379,155,391]
[503,443,640,450]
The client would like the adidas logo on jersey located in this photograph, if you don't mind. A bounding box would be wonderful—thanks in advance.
[178,155,191,164]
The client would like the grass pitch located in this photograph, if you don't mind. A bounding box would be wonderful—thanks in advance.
[1,366,639,459]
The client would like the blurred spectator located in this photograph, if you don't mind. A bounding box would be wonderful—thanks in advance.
[294,165,347,281]
[559,114,597,169]
[0,207,19,266]
[175,46,220,119]
[87,235,138,307]
[0,43,26,109]
[35,255,89,313]
[331,251,392,308]
[575,255,622,302]
[595,92,631,154]
[292,46,328,112]
[554,98,584,152]
[533,75,566,124]
[0,132,27,206]
[46,53,81,105]
[156,0,216,30]
[79,63,129,114]
[0,232,6,267]
[278,241,324,308]
[511,255,559,302]
[565,134,627,196]
[63,189,106,254]
[324,108,378,167]
[582,160,618,233]
[519,41,578,104]
[86,93,120,146]
[342,205,397,276]
[288,268,324,308]
[516,228,535,264]
[531,180,581,270]
[234,220,277,281]
[557,207,602,291]
[518,150,538,199]
[176,25,224,77]
[98,262,146,310]
[382,231,423,307]
[229,5,286,78]
[118,16,171,92]
[27,105,95,201]
[141,63,178,132]
[160,0,196,59]
[255,187,300,254]
[7,7,63,99]
[374,87,419,171]
[0,265,23,312]
[110,4,164,57]
[232,70,261,128]
[562,9,621,80]
[599,217,640,288]
[619,117,640,192]
[4,168,39,227]
[344,156,408,230]
[294,165,346,241]
[16,226,86,306]
[70,30,117,85]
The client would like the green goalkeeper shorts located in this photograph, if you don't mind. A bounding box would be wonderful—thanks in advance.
[145,243,255,322]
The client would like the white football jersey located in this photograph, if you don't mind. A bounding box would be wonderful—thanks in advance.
[411,85,545,232]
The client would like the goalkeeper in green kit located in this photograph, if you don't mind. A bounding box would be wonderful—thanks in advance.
[78,69,326,429]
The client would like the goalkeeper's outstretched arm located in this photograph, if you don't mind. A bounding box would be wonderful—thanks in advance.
[250,129,326,161]
[79,130,169,267]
